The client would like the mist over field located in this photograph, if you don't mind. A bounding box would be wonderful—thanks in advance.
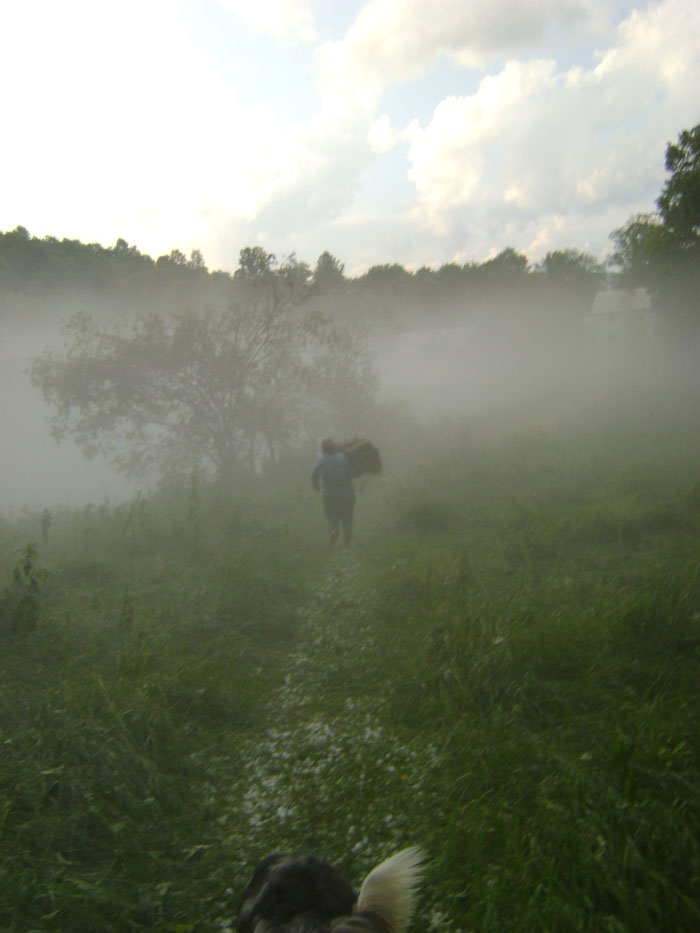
[0,304,660,512]
[0,362,136,512]
[1,120,699,929]
[2,0,700,919]
[1,239,693,516]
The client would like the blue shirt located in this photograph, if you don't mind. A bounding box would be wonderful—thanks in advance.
[311,451,355,499]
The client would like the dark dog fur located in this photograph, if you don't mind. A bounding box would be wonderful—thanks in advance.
[236,847,422,933]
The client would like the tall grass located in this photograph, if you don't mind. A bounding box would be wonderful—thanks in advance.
[1,391,700,930]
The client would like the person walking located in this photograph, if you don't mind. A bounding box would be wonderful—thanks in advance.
[311,438,356,547]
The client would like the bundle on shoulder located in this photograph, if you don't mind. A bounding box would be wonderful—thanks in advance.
[236,846,423,933]
[338,438,382,478]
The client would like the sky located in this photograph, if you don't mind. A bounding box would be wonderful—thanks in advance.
[1,0,698,276]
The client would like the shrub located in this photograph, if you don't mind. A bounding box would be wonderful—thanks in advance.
[0,544,42,639]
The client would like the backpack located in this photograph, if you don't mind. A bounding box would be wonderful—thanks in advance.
[337,438,382,478]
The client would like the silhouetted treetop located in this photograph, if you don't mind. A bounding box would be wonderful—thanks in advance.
[657,124,700,243]
[313,251,346,292]
[611,123,700,335]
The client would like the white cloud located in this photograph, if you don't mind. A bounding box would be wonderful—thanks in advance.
[407,60,558,220]
[0,0,698,275]
[404,0,700,256]
[0,0,325,258]
[318,0,603,90]
[366,114,421,159]
[215,0,317,42]
[367,115,397,154]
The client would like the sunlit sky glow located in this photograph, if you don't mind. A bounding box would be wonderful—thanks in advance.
[1,0,698,274]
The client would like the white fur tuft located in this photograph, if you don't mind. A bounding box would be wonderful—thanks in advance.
[355,846,424,932]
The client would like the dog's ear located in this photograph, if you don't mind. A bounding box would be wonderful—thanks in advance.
[243,853,289,894]
[239,853,288,902]
[351,848,424,933]
[237,853,289,932]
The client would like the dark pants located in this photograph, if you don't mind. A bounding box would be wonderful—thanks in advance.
[323,494,355,545]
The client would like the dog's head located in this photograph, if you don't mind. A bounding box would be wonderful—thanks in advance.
[236,852,356,933]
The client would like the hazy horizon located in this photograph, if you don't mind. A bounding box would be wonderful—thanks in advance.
[2,283,695,514]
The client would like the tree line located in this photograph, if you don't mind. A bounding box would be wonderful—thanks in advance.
[1,230,605,324]
[2,123,698,330]
[6,123,699,486]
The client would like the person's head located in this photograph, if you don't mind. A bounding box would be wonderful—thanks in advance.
[321,438,337,454]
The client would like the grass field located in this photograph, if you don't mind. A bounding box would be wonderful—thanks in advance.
[1,387,700,931]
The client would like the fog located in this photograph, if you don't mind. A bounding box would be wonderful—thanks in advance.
[0,362,136,512]
[373,298,687,427]
[1,323,139,514]
[2,283,696,518]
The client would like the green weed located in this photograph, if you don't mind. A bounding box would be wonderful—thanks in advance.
[0,543,42,639]
[1,394,700,930]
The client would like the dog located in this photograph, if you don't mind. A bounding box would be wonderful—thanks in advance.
[236,846,423,932]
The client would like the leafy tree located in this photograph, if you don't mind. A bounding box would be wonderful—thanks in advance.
[157,248,188,267]
[536,249,605,313]
[435,262,464,293]
[479,247,529,281]
[31,299,374,480]
[356,264,414,310]
[155,248,209,276]
[113,238,144,258]
[232,247,313,312]
[610,124,700,334]
[276,252,312,297]
[236,246,276,281]
[313,251,346,292]
[537,249,604,287]
[189,249,207,271]
[361,263,412,289]
[412,263,471,311]
[609,214,672,280]
[412,266,438,304]
[657,124,700,242]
